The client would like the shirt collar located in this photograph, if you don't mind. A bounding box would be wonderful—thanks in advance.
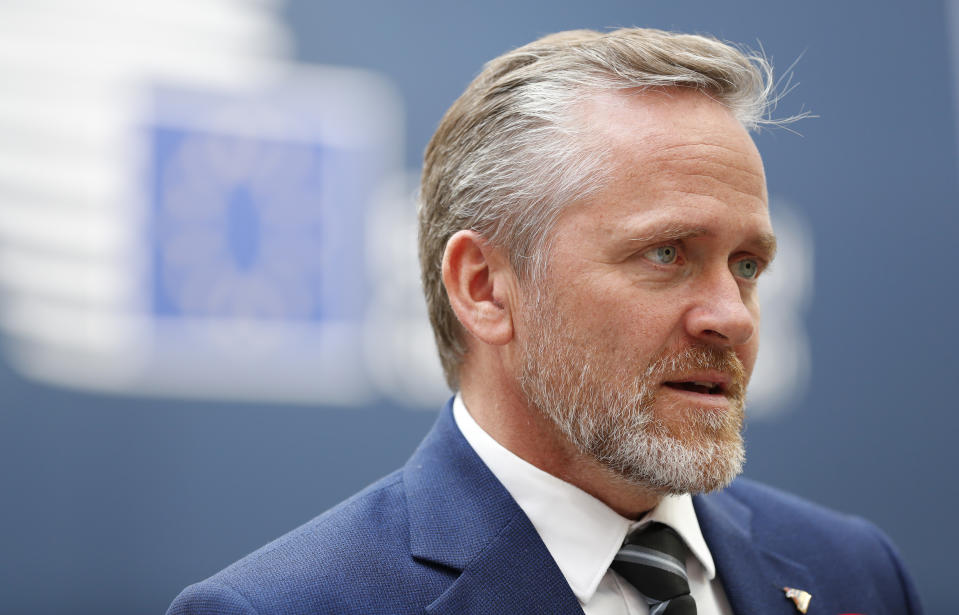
[452,393,716,603]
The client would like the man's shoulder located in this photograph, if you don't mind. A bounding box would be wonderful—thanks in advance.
[166,403,492,615]
[705,476,896,551]
[166,469,452,615]
[713,476,880,533]
[220,469,408,578]
[697,476,922,611]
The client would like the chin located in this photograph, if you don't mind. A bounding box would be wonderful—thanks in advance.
[597,426,746,496]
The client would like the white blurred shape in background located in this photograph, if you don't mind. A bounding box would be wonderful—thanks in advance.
[0,0,435,406]
[748,199,814,418]
[364,173,450,409]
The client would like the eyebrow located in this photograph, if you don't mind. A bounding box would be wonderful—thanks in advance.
[627,222,778,260]
[753,233,778,261]
[627,223,710,244]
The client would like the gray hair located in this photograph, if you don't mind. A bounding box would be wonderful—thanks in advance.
[419,27,782,389]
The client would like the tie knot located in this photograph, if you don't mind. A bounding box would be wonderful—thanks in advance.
[612,522,696,615]
[624,522,688,559]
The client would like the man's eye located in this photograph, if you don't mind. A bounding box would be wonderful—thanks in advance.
[733,258,760,280]
[643,245,679,265]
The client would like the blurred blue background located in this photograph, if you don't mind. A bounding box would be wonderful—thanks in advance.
[1,1,956,613]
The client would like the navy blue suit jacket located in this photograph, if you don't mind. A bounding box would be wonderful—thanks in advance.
[168,401,923,614]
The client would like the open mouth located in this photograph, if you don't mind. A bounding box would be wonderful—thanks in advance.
[663,381,725,395]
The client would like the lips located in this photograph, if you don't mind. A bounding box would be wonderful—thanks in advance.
[664,380,725,395]
[647,348,746,403]
[662,370,732,396]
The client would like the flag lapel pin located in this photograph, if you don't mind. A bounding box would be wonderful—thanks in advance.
[783,587,812,613]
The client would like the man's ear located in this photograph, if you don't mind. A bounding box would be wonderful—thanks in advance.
[442,230,516,347]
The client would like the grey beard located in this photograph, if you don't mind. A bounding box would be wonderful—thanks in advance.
[519,313,746,495]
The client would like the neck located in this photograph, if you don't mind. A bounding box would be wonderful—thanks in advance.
[459,371,663,520]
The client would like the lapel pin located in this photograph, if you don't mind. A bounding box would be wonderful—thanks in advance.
[783,587,812,613]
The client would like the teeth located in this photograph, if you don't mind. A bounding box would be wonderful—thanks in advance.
[691,381,714,388]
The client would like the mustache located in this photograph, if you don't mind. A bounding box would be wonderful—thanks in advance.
[644,345,747,400]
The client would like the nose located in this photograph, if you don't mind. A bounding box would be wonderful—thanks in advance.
[684,270,756,347]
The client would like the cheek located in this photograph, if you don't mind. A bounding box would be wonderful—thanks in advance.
[595,298,675,354]
[552,273,680,354]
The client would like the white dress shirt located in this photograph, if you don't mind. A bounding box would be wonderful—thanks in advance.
[453,394,733,615]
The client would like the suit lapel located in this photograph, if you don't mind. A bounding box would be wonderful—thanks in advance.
[424,510,583,615]
[404,401,582,615]
[694,490,820,614]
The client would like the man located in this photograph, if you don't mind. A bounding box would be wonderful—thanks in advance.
[168,28,922,614]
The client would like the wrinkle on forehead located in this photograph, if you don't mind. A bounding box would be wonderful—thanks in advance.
[621,125,764,186]
[644,159,767,204]
[645,141,762,176]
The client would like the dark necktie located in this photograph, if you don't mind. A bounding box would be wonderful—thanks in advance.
[611,522,697,615]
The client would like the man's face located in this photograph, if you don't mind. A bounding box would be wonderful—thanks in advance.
[518,89,775,495]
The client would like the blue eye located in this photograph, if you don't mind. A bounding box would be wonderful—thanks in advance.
[644,245,678,265]
[733,258,760,279]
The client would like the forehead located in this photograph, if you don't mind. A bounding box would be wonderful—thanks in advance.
[580,87,763,160]
[563,88,771,242]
